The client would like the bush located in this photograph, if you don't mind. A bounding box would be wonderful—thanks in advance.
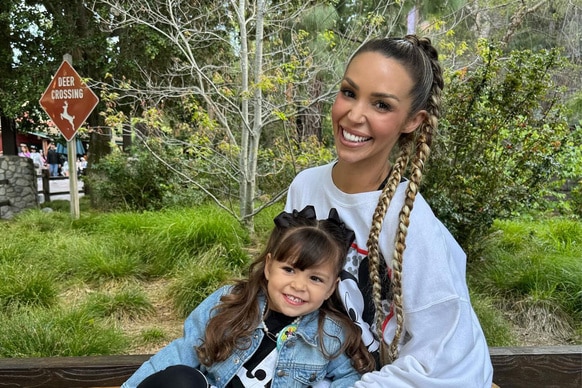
[570,179,582,217]
[84,138,195,211]
[424,42,574,254]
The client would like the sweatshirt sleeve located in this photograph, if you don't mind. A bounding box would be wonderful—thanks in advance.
[122,287,229,388]
[354,298,493,387]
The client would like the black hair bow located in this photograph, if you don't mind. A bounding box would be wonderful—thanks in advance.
[325,208,355,251]
[274,205,316,228]
[274,206,355,251]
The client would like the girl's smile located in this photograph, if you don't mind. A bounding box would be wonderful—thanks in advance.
[264,254,338,317]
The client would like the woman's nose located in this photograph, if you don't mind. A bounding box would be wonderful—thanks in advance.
[347,101,366,124]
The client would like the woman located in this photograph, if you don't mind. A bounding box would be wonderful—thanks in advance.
[285,35,493,387]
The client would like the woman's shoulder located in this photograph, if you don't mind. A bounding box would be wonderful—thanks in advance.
[292,163,333,182]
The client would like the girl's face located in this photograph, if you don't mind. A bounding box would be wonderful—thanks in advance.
[331,51,425,169]
[264,254,338,317]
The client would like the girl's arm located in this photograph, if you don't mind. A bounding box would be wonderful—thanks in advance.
[327,351,362,388]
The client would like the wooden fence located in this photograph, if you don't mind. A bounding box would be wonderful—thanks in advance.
[0,345,579,387]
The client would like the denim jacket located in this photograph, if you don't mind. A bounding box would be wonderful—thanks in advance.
[122,285,361,388]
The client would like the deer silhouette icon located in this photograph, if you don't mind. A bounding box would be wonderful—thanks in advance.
[60,101,75,130]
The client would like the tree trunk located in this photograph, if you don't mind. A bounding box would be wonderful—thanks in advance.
[242,0,266,229]
[0,1,17,155]
[0,114,17,156]
[237,0,251,225]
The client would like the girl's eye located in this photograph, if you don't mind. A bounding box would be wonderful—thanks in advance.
[310,276,324,283]
[282,266,295,273]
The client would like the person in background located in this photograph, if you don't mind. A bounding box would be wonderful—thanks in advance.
[77,155,88,176]
[46,143,60,177]
[123,206,375,388]
[18,144,31,158]
[285,35,493,387]
[61,160,69,177]
[29,145,44,176]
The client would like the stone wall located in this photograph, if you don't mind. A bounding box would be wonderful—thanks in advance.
[0,156,38,219]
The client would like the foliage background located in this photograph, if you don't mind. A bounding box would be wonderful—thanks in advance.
[1,0,581,238]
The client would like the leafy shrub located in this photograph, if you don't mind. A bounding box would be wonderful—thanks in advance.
[84,138,188,211]
[424,41,574,253]
[257,135,336,201]
[570,179,582,217]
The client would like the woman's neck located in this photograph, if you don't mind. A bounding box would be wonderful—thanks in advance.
[332,161,391,194]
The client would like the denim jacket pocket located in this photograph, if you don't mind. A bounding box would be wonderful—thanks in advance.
[290,364,327,386]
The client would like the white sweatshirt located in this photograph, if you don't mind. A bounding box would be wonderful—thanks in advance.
[285,162,493,388]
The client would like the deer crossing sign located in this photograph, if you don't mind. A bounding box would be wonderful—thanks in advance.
[39,60,99,141]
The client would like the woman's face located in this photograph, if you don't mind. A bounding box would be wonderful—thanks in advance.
[331,51,425,169]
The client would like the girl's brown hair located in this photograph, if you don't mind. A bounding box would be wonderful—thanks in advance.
[196,207,375,374]
[350,35,444,364]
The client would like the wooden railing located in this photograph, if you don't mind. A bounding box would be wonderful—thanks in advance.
[38,170,85,202]
[0,346,579,387]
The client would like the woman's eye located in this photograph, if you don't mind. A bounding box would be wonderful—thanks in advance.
[375,101,391,111]
[340,88,355,98]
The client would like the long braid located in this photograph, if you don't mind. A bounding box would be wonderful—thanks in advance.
[386,36,444,363]
[357,35,444,365]
[367,135,413,360]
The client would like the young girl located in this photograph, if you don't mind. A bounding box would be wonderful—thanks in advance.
[123,206,375,388]
[285,36,494,386]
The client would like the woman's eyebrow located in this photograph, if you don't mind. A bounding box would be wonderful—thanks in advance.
[343,76,400,102]
[343,76,359,90]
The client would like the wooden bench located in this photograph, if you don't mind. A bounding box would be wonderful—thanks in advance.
[0,346,579,387]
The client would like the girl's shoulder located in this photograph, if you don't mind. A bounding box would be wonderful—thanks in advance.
[302,310,346,338]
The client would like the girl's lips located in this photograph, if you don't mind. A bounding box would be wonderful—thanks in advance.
[341,127,371,143]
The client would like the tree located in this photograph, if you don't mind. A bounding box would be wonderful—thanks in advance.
[0,0,112,162]
[91,0,413,227]
[0,0,17,155]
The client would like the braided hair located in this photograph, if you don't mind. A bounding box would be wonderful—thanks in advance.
[351,35,444,364]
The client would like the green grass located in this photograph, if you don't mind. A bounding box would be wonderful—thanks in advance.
[0,204,579,357]
[169,245,240,318]
[0,262,58,308]
[469,216,582,344]
[0,306,128,357]
[469,291,517,347]
[81,287,155,320]
[0,203,252,356]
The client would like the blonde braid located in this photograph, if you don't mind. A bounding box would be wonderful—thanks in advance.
[367,136,413,359]
[385,37,444,363]
[353,35,445,365]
